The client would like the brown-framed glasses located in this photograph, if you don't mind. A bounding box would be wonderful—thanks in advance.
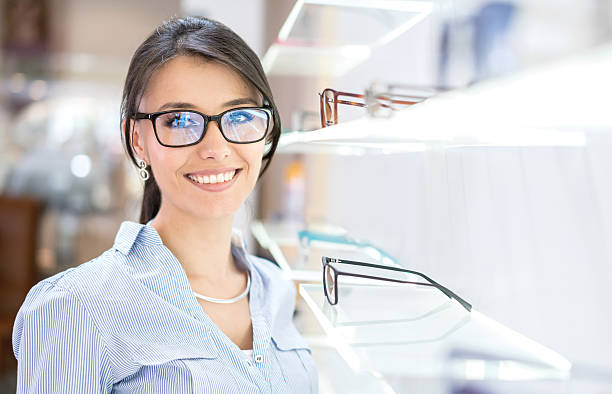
[318,88,423,128]
[322,256,472,312]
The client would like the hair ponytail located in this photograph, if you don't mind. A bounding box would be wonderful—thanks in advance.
[139,169,161,224]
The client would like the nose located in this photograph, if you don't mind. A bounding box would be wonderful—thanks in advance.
[196,119,231,160]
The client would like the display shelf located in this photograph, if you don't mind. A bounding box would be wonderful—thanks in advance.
[251,220,398,282]
[299,282,573,393]
[262,0,432,77]
[276,42,612,155]
[292,294,396,393]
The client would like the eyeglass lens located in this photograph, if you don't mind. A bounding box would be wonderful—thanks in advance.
[155,109,269,146]
[323,90,335,127]
[324,264,337,304]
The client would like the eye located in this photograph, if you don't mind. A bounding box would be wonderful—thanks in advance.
[162,112,200,128]
[227,110,255,124]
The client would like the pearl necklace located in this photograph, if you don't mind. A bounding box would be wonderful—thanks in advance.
[193,273,251,304]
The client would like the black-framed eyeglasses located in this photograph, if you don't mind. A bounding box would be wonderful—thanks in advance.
[322,256,472,312]
[133,106,274,147]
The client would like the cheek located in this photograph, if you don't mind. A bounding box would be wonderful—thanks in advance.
[245,145,266,177]
[148,145,184,182]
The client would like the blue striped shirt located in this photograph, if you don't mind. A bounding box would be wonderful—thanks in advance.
[12,220,318,393]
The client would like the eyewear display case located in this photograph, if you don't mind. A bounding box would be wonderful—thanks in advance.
[255,12,612,391]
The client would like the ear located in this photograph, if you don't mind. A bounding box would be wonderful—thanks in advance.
[124,117,148,163]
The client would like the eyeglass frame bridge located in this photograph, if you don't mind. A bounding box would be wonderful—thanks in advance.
[133,106,273,148]
[321,256,472,312]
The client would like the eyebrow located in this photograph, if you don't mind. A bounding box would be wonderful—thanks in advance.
[157,97,260,112]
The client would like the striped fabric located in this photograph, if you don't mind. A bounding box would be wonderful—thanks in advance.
[12,221,318,393]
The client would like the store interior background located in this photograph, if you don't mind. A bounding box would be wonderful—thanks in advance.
[1,0,612,392]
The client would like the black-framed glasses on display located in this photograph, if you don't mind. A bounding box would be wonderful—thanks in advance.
[133,106,274,147]
[321,256,472,312]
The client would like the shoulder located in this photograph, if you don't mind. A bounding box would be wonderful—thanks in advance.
[38,249,123,298]
[12,260,109,359]
[12,248,128,351]
[12,260,116,389]
[16,248,124,328]
[16,274,78,321]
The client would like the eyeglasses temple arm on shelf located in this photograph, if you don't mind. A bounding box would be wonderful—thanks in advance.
[326,257,473,312]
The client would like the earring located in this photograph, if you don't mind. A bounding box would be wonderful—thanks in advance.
[137,159,150,181]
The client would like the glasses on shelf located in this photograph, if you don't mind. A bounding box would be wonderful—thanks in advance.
[321,256,472,312]
[134,107,273,147]
[318,86,429,128]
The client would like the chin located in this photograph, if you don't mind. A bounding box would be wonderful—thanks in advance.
[192,204,242,221]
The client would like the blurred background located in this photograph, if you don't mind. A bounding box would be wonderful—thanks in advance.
[1,0,612,393]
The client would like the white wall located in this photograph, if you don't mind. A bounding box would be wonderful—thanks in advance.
[317,136,612,370]
[182,0,266,57]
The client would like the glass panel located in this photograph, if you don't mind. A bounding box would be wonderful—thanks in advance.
[288,2,430,47]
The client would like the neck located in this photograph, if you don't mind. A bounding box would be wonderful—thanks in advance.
[150,203,240,283]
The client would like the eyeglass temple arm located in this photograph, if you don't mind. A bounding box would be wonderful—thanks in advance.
[352,271,472,312]
[334,90,425,104]
[335,98,420,109]
[327,258,472,312]
[335,99,409,111]
[423,277,472,312]
[374,96,423,106]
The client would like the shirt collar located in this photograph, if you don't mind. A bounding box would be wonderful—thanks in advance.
[112,220,162,255]
[113,220,251,266]
[112,220,257,294]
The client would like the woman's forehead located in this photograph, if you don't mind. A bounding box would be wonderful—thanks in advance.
[142,55,262,111]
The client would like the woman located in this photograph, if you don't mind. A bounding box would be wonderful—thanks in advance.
[12,16,318,393]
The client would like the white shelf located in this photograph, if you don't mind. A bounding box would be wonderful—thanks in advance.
[262,0,432,77]
[299,283,574,392]
[277,43,612,155]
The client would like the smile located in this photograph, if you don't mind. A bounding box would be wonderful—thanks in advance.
[186,170,237,184]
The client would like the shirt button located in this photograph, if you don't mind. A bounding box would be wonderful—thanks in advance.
[254,354,263,363]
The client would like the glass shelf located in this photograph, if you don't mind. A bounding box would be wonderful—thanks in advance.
[274,42,612,155]
[262,0,432,76]
[250,220,398,282]
[299,283,576,393]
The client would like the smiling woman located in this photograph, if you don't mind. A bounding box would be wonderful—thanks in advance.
[12,16,319,394]
[131,56,269,222]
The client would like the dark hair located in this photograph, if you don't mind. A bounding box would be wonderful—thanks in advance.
[120,16,281,224]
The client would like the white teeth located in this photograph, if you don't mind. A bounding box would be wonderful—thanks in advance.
[188,170,237,185]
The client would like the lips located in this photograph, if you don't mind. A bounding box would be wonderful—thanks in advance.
[185,167,241,177]
[184,168,242,191]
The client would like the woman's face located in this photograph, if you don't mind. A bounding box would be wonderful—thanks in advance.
[131,55,267,221]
